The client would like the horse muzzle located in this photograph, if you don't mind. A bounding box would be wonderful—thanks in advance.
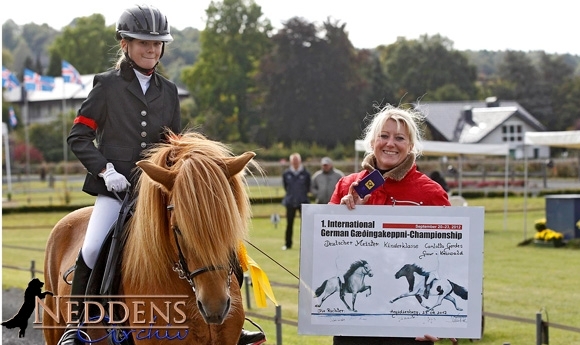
[197,296,231,324]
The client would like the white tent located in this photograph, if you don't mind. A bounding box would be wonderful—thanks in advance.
[524,130,580,149]
[355,140,510,229]
[522,131,580,239]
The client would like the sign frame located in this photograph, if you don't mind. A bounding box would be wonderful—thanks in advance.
[298,204,484,339]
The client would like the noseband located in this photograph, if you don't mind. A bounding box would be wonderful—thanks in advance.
[167,205,233,292]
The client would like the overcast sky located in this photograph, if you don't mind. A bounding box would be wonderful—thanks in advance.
[2,0,579,55]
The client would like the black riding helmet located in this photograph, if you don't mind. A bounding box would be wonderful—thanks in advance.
[115,4,173,42]
[116,5,172,73]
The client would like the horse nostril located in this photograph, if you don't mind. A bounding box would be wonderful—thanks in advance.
[223,297,231,319]
[197,300,206,317]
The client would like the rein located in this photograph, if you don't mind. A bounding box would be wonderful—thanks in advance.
[167,205,233,292]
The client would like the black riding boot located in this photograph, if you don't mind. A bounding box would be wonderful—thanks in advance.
[233,261,266,345]
[238,329,266,345]
[57,252,92,345]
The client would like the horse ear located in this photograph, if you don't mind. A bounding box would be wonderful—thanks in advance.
[222,152,256,178]
[136,160,177,191]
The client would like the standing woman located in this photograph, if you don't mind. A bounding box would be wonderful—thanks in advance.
[60,5,181,344]
[329,105,457,345]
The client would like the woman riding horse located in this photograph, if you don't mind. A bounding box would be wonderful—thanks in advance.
[44,132,268,345]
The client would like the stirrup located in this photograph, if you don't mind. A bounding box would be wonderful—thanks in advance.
[57,328,91,345]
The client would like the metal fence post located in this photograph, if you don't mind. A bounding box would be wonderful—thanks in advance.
[244,275,252,310]
[536,312,542,345]
[275,305,282,345]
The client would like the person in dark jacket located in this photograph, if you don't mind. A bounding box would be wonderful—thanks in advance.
[61,5,266,345]
[429,170,450,193]
[329,105,457,345]
[281,152,311,250]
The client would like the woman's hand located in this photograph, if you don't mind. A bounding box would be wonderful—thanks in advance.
[415,335,458,345]
[340,181,370,210]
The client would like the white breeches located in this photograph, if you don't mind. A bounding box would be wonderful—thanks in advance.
[81,195,122,269]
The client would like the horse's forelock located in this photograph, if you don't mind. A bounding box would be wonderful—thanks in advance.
[124,131,251,289]
[171,151,249,268]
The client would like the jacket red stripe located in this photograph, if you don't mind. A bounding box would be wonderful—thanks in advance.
[73,115,98,130]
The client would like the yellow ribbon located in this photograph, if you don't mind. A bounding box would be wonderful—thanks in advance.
[238,242,278,307]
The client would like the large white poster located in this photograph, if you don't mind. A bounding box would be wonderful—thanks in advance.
[298,205,484,339]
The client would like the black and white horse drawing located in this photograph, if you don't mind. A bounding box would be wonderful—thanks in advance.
[314,260,373,312]
[389,263,468,311]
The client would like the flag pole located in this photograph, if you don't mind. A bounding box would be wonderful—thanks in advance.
[22,84,31,197]
[2,122,12,201]
[62,77,68,192]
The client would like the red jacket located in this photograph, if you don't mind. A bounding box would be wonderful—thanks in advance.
[330,155,450,207]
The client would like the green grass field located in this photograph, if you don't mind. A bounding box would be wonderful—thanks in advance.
[2,191,580,344]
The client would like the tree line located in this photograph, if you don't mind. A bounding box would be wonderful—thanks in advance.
[2,0,580,164]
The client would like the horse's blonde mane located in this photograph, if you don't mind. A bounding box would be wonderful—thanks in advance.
[122,131,256,291]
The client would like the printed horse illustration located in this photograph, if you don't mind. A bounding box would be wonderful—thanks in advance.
[43,131,259,344]
[314,260,373,312]
[389,263,468,311]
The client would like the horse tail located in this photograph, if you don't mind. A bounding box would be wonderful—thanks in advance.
[449,280,468,300]
[314,280,328,297]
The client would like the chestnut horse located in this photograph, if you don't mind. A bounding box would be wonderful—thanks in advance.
[43,131,258,344]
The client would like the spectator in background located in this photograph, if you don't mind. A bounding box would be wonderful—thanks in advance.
[281,152,311,250]
[429,170,449,193]
[311,157,344,204]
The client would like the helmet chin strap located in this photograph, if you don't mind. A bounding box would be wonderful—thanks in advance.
[124,50,157,76]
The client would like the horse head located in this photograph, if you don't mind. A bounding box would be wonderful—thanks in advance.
[362,262,373,277]
[126,131,257,325]
[394,264,409,279]
[345,260,373,280]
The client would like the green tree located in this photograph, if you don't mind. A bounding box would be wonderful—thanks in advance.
[378,34,477,102]
[21,23,59,72]
[497,51,553,128]
[13,41,33,77]
[181,0,272,142]
[539,52,574,86]
[47,14,116,75]
[163,27,202,84]
[553,76,580,130]
[256,17,364,148]
[28,113,74,163]
[2,48,14,70]
[2,20,20,51]
[426,83,472,101]
[498,51,538,89]
[355,49,397,115]
[23,56,35,74]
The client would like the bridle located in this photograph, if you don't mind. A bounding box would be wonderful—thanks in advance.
[363,265,373,276]
[167,204,233,293]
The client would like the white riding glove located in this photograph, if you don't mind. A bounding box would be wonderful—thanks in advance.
[98,163,130,192]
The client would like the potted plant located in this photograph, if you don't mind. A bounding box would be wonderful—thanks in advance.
[533,218,565,247]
